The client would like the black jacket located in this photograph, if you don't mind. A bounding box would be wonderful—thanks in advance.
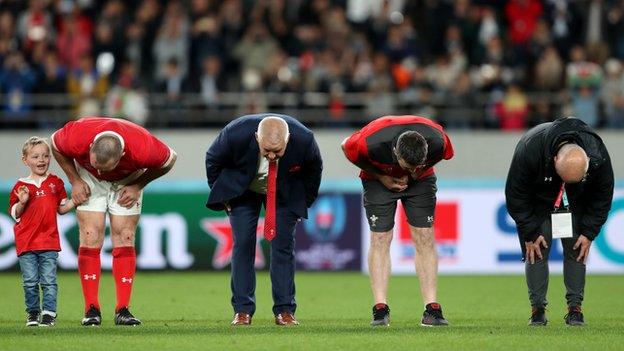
[205,113,323,219]
[505,117,614,244]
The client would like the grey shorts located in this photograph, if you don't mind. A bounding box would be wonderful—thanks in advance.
[362,175,437,232]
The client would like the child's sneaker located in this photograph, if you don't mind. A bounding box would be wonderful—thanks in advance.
[26,311,39,327]
[40,311,56,326]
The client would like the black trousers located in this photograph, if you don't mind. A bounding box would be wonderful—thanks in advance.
[228,190,299,316]
[525,219,586,308]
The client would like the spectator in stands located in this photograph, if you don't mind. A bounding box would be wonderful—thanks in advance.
[153,0,189,82]
[477,7,500,52]
[105,60,149,125]
[93,21,125,78]
[56,10,92,71]
[98,0,128,44]
[505,0,543,63]
[365,52,395,120]
[0,11,17,55]
[190,14,222,76]
[426,53,465,95]
[581,0,610,64]
[135,0,161,85]
[156,58,186,126]
[567,45,603,127]
[193,56,223,110]
[442,71,474,129]
[0,0,622,129]
[544,0,581,60]
[534,45,564,91]
[606,1,624,59]
[125,23,144,81]
[527,19,552,65]
[16,0,55,53]
[0,51,36,119]
[35,49,67,95]
[67,54,108,117]
[601,58,624,128]
[34,49,67,127]
[233,22,279,77]
[496,84,529,131]
[383,25,417,64]
[219,0,245,87]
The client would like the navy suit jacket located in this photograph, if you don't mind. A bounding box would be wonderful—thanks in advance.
[205,114,323,218]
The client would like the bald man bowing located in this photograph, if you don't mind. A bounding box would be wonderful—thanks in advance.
[505,117,614,326]
[205,114,322,326]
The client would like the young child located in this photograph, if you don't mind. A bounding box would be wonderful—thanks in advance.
[8,137,75,326]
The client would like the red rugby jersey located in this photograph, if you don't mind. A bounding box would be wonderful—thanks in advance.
[52,117,174,182]
[8,174,67,256]
[343,115,454,180]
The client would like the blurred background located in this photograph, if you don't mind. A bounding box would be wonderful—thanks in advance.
[0,0,622,275]
[0,0,623,128]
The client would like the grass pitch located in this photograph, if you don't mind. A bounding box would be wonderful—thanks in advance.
[0,272,623,350]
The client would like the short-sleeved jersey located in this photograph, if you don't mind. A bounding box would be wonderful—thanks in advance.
[343,115,454,180]
[52,117,174,182]
[8,174,67,256]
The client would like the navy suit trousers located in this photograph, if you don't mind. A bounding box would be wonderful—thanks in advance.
[228,190,298,316]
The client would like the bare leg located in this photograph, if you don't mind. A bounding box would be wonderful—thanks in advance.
[411,226,438,305]
[110,214,139,248]
[368,230,393,304]
[77,210,106,248]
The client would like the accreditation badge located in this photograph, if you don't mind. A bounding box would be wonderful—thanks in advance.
[551,211,573,239]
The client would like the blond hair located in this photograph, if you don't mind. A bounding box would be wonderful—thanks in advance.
[22,136,50,156]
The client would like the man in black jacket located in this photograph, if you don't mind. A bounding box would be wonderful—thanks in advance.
[505,117,614,326]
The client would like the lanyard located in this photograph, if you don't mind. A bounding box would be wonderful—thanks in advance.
[553,183,569,211]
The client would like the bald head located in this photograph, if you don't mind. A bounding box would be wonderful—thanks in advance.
[89,135,123,172]
[256,116,290,161]
[554,144,589,183]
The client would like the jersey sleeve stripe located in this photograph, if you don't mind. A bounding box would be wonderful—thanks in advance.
[50,131,59,151]
[161,147,177,168]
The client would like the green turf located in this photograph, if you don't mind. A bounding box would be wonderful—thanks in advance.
[0,272,623,350]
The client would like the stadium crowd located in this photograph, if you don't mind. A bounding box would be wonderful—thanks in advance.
[0,0,624,129]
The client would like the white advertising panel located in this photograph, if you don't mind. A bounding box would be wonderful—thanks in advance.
[362,189,624,274]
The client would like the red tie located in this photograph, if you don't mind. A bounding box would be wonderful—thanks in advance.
[264,161,277,241]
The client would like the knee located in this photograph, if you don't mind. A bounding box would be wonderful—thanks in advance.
[411,227,435,249]
[112,228,135,247]
[232,230,257,249]
[39,274,57,286]
[370,231,393,249]
[23,276,38,287]
[272,236,295,255]
[80,226,105,247]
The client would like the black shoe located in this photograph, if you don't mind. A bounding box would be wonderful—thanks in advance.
[371,303,390,326]
[26,311,39,327]
[115,307,141,326]
[529,306,547,326]
[421,303,449,326]
[81,304,102,326]
[40,311,56,327]
[565,306,585,326]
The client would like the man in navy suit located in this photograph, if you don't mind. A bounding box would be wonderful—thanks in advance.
[205,114,323,326]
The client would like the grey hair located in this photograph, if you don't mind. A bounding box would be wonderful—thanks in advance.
[90,135,123,164]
